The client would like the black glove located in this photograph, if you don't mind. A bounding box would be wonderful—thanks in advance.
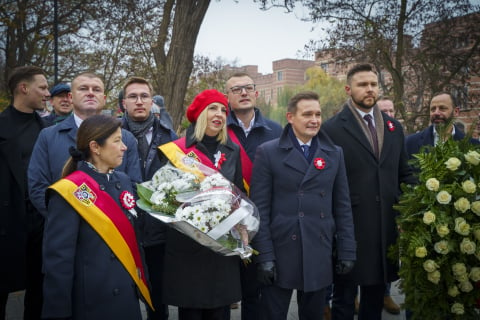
[335,260,355,275]
[257,261,277,285]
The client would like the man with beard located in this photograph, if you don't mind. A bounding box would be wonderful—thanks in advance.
[322,63,415,320]
[405,92,478,157]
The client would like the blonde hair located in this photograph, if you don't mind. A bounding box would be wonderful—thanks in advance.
[193,103,228,144]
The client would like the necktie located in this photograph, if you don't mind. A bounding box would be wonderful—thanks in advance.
[302,144,310,159]
[363,114,379,157]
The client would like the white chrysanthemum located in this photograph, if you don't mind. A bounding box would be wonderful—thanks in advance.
[200,173,231,191]
[436,190,452,204]
[150,191,167,205]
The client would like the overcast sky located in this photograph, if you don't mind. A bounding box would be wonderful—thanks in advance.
[195,0,322,74]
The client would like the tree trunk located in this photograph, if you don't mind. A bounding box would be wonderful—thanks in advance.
[157,0,211,131]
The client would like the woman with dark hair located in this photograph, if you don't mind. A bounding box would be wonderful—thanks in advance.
[158,89,244,320]
[41,114,152,320]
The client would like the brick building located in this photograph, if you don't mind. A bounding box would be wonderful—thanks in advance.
[224,58,315,106]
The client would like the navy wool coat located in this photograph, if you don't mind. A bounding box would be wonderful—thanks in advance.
[42,163,144,320]
[250,125,356,292]
[322,103,415,285]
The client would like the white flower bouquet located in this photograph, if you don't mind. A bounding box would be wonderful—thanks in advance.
[137,155,259,259]
[394,137,480,319]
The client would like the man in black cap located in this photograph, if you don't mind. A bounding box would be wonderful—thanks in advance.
[44,83,72,126]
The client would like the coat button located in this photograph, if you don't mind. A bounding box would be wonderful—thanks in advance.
[111,253,116,260]
[115,182,122,189]
[291,234,297,240]
[299,212,304,217]
[376,195,380,202]
[298,191,304,197]
[99,185,105,191]
[112,288,120,295]
[320,212,325,218]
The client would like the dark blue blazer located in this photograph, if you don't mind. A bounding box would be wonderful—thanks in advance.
[405,125,479,159]
[250,125,356,292]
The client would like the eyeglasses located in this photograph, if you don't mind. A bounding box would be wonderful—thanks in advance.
[125,94,152,103]
[229,84,256,95]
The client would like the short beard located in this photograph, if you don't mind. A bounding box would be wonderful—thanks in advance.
[352,97,376,110]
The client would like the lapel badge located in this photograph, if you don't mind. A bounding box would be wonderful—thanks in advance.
[387,120,395,132]
[314,157,326,170]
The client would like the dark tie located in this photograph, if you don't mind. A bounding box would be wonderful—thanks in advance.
[302,144,310,159]
[363,114,379,157]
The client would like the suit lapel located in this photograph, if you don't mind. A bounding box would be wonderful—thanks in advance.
[340,108,377,159]
[283,147,309,175]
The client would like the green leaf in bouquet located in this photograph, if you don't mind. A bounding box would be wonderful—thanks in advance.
[137,183,154,205]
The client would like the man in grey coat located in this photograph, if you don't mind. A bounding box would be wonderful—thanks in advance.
[251,91,356,319]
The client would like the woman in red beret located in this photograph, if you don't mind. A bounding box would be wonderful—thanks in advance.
[158,89,244,320]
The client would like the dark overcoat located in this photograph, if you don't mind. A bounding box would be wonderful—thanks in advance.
[0,105,44,293]
[42,163,144,320]
[406,124,480,159]
[322,103,415,285]
[250,125,356,292]
[160,127,243,308]
[28,115,142,217]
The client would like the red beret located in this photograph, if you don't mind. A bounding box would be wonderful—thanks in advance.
[186,89,228,123]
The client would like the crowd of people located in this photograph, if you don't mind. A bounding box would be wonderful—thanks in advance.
[0,63,476,320]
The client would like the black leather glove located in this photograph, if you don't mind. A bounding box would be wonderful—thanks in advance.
[257,261,277,285]
[335,260,355,275]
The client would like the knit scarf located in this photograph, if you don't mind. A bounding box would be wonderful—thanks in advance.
[346,99,384,157]
[125,113,155,160]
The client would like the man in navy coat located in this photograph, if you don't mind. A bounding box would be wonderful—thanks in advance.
[322,63,415,320]
[406,91,479,158]
[28,72,141,218]
[250,91,356,319]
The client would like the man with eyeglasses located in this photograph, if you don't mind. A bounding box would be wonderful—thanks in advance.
[121,76,177,320]
[225,72,282,319]
[28,72,142,219]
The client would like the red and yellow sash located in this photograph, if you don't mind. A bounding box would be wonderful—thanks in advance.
[227,128,252,194]
[49,171,153,309]
[158,137,216,179]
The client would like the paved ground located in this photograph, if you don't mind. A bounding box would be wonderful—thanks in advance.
[7,280,406,319]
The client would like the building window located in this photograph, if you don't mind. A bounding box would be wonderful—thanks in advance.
[277,71,283,81]
[321,63,328,72]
